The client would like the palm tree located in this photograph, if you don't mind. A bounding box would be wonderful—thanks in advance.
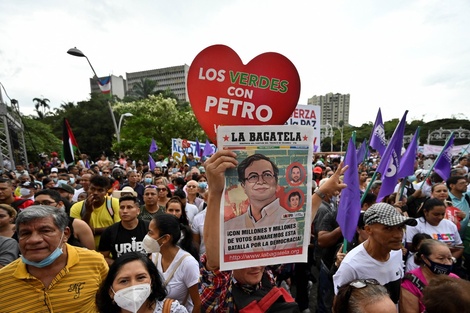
[130,78,158,99]
[33,97,50,119]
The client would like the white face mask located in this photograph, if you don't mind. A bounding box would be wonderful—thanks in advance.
[112,283,151,313]
[20,188,31,196]
[142,234,164,254]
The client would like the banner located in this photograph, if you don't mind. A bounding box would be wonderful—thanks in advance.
[422,144,467,156]
[171,138,217,162]
[217,125,313,270]
[285,104,321,152]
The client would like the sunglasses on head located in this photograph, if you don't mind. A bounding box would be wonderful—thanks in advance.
[344,279,380,304]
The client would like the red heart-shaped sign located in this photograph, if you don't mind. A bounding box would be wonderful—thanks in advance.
[187,45,301,143]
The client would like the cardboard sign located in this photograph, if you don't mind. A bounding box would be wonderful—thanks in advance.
[187,45,301,143]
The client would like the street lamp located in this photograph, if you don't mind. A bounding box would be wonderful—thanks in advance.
[117,113,133,143]
[67,47,119,143]
[325,120,334,152]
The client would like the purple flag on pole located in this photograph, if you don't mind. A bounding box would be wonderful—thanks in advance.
[149,139,158,154]
[397,127,419,179]
[433,133,455,181]
[377,111,408,201]
[336,137,362,242]
[148,154,156,171]
[195,138,200,157]
[369,108,386,156]
[203,139,214,156]
[356,139,367,164]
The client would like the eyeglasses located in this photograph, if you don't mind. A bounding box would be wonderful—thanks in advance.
[186,185,198,189]
[244,172,276,184]
[344,279,380,304]
[157,188,167,192]
[33,200,56,206]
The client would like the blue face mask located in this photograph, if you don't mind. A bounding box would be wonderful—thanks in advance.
[21,233,64,268]
[144,178,153,184]
[199,182,208,189]
[69,178,75,184]
[57,179,68,186]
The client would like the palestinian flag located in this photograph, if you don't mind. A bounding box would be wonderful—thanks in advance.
[62,118,79,166]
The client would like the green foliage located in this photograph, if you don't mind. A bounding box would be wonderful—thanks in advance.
[113,94,206,159]
[22,116,61,162]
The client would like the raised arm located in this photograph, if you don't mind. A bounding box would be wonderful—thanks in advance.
[203,150,238,271]
[311,162,348,223]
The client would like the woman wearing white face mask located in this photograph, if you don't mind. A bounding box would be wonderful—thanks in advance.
[143,214,201,313]
[96,252,188,313]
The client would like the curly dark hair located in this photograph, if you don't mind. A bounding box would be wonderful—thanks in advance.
[96,252,167,312]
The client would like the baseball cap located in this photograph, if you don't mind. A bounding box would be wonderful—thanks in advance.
[52,183,75,195]
[51,167,59,173]
[364,203,417,227]
[20,181,38,189]
[313,166,323,174]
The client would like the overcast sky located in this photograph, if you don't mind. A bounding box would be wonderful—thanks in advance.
[0,0,469,126]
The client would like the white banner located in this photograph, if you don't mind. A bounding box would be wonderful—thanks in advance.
[285,104,321,152]
[171,139,217,162]
[422,144,469,156]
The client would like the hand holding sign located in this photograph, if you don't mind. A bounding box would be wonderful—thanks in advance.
[187,45,301,143]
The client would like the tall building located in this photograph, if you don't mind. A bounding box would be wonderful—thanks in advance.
[89,75,127,99]
[126,65,189,102]
[307,92,350,127]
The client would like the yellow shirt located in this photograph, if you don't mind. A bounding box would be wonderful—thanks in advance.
[70,196,121,248]
[0,244,108,313]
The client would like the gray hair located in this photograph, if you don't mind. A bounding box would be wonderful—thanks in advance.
[16,205,69,233]
[334,281,391,313]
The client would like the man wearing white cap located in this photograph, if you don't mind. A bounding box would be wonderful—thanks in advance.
[333,203,417,304]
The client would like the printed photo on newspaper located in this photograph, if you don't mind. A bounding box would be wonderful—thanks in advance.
[217,125,314,270]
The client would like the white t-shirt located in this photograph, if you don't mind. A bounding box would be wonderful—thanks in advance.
[153,248,199,313]
[185,203,199,224]
[405,217,462,246]
[191,210,206,255]
[332,242,403,304]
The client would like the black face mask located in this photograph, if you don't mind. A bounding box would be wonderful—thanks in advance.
[424,256,453,275]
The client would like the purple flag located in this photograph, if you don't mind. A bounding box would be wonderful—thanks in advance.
[336,137,362,242]
[433,133,455,181]
[356,139,367,164]
[149,138,158,154]
[397,127,419,179]
[377,111,408,201]
[148,154,156,171]
[195,138,200,157]
[369,108,386,156]
[202,139,214,156]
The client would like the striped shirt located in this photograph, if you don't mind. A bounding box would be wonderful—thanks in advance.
[0,244,108,313]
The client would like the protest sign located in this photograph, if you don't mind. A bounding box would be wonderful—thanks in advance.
[171,138,217,162]
[217,125,313,270]
[285,104,321,152]
[187,45,301,143]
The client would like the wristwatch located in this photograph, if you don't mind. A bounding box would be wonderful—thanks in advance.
[314,189,326,199]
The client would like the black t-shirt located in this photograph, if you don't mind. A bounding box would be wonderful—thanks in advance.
[318,209,342,269]
[98,219,150,259]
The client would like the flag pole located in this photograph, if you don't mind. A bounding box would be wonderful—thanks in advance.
[419,132,455,189]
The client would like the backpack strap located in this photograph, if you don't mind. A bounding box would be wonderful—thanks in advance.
[162,298,174,313]
[163,254,190,287]
[80,197,114,219]
[404,273,426,292]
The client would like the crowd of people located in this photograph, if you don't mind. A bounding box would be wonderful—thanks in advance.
[0,150,469,312]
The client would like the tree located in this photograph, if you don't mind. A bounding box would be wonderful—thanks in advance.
[32,97,50,119]
[22,116,62,163]
[128,78,158,100]
[113,94,206,159]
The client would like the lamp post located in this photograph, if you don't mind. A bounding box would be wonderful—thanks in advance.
[67,47,119,142]
[334,120,345,153]
[325,120,334,152]
[117,113,133,143]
